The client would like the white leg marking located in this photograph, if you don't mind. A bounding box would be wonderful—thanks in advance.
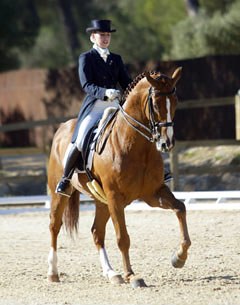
[48,247,58,276]
[166,98,174,140]
[99,248,118,279]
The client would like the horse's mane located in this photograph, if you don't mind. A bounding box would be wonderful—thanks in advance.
[122,70,160,102]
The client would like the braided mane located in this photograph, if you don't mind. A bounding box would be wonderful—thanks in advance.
[122,70,160,102]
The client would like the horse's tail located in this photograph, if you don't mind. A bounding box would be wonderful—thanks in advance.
[63,190,80,237]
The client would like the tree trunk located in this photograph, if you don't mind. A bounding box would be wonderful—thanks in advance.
[184,0,199,17]
[57,0,80,61]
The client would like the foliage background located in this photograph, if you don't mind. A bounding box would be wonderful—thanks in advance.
[1,0,240,72]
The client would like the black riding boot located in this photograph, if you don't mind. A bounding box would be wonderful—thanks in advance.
[55,145,81,197]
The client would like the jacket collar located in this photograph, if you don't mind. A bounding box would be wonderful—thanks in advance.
[93,44,110,58]
[91,48,113,64]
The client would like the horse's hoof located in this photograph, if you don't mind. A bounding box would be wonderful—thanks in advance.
[109,274,125,285]
[48,274,60,282]
[130,276,147,288]
[171,253,186,268]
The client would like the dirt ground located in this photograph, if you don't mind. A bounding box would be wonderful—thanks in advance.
[0,207,239,305]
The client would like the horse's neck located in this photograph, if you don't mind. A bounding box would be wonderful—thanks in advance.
[122,87,149,123]
[113,90,150,153]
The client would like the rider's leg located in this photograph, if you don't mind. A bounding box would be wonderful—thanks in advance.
[164,171,173,183]
[162,152,173,183]
[55,144,80,197]
[56,112,102,197]
[75,99,118,150]
[56,99,119,197]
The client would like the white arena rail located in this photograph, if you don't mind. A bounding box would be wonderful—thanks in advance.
[0,191,240,211]
[173,191,240,204]
[0,195,50,206]
[127,191,240,211]
[0,194,92,208]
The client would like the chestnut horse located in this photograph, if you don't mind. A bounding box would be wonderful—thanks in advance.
[47,67,191,287]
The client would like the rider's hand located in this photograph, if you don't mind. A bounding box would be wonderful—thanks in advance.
[105,89,121,101]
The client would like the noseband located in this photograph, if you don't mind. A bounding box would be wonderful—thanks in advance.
[118,86,176,144]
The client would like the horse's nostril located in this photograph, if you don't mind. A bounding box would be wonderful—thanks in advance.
[161,143,168,153]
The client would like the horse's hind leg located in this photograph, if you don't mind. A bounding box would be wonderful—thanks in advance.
[91,202,124,285]
[48,194,68,282]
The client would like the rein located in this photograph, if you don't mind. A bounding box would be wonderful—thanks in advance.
[118,86,175,143]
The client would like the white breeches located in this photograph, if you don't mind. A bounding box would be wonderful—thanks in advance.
[75,99,118,151]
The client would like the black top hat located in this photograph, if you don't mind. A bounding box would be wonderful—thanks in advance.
[86,19,116,33]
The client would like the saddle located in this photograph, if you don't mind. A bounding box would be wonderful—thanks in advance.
[75,107,118,174]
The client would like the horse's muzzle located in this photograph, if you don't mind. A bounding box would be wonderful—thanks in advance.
[156,141,168,152]
[156,137,174,152]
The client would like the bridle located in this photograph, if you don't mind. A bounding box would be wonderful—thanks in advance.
[118,86,176,146]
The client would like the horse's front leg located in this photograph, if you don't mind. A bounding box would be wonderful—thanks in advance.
[91,202,124,285]
[108,201,147,288]
[164,192,191,268]
[171,201,191,268]
[145,185,191,268]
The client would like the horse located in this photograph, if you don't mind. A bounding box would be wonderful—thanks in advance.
[47,67,191,288]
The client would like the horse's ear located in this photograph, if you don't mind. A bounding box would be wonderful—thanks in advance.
[144,71,159,88]
[172,67,182,87]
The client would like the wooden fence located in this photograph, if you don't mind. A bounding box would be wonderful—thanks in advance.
[1,95,240,191]
[170,139,240,190]
[0,94,240,138]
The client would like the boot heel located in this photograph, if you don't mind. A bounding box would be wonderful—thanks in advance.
[55,179,71,197]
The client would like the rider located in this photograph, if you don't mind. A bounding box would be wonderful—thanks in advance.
[55,19,172,197]
[55,19,132,196]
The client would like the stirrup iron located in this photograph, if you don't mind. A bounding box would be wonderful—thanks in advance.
[87,179,107,204]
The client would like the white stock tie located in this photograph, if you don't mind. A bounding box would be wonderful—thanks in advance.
[101,49,109,62]
[93,44,109,62]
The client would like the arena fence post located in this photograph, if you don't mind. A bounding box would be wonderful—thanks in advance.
[235,93,240,140]
[170,143,179,191]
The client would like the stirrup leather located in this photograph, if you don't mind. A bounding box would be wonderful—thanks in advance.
[86,179,107,204]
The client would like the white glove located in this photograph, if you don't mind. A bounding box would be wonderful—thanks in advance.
[105,89,121,101]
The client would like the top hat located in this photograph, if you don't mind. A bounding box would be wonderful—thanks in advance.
[86,19,116,33]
